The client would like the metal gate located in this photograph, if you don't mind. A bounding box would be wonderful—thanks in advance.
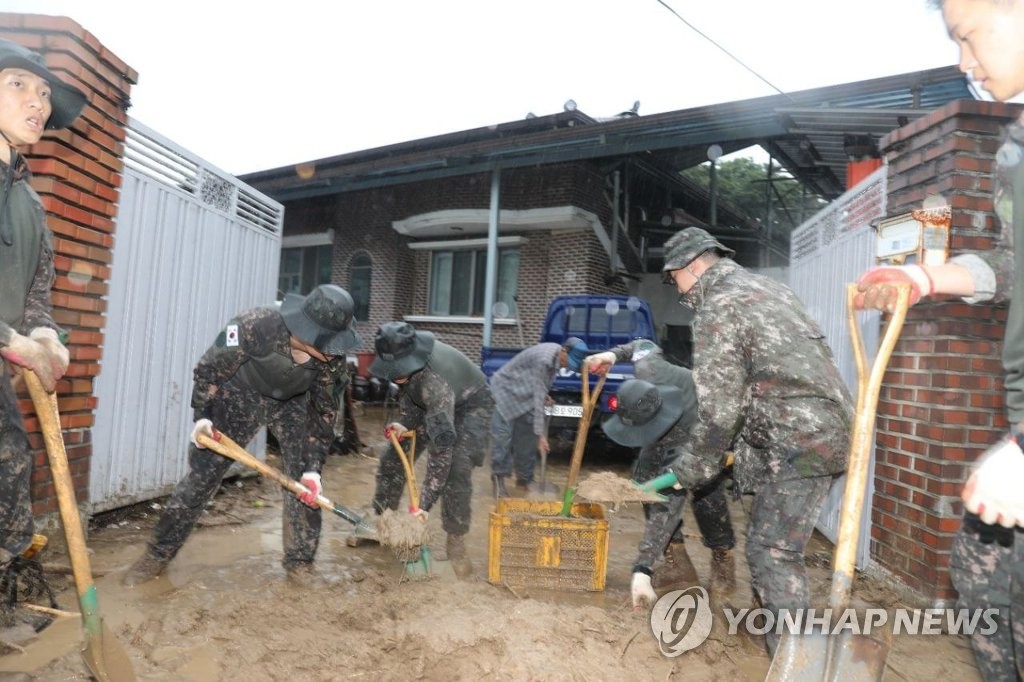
[89,120,283,513]
[788,167,886,568]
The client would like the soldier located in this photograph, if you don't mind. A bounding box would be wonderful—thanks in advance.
[0,38,86,633]
[122,285,360,586]
[654,227,852,654]
[369,322,493,578]
[854,2,1024,677]
[588,346,736,609]
[488,337,588,497]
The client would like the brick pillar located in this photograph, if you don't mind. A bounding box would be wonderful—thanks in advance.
[0,15,136,522]
[873,100,1022,601]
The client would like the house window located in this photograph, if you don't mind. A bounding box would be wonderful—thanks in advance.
[279,245,332,296]
[350,253,372,322]
[428,247,519,316]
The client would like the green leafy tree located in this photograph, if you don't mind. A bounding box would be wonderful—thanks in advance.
[682,157,826,243]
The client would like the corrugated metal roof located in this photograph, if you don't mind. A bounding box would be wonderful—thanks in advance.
[244,65,976,203]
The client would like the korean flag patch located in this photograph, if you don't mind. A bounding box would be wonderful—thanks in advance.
[225,324,240,347]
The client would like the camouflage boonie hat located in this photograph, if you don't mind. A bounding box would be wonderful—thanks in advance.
[661,227,735,280]
[602,379,685,447]
[0,39,87,130]
[369,321,435,380]
[280,284,361,355]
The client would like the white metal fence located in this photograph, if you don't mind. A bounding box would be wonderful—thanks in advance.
[89,120,283,513]
[788,166,886,568]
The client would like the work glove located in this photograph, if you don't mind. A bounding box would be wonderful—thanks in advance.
[29,327,70,382]
[631,571,657,610]
[1,331,56,391]
[410,506,428,522]
[297,472,323,509]
[854,265,933,312]
[190,419,216,448]
[384,422,409,441]
[962,435,1024,528]
[584,351,617,374]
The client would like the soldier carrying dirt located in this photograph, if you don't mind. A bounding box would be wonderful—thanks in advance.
[122,284,360,586]
[366,322,493,578]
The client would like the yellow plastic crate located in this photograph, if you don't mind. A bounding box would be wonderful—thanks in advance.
[487,498,608,592]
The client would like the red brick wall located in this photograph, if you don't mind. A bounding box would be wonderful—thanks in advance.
[874,100,1021,600]
[282,161,626,359]
[0,15,134,517]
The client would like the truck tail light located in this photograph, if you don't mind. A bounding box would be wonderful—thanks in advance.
[607,395,618,412]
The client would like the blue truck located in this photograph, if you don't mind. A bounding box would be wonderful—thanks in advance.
[480,294,657,452]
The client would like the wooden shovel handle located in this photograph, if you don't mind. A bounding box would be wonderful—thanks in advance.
[830,282,911,611]
[195,431,313,499]
[388,431,420,508]
[23,371,96,601]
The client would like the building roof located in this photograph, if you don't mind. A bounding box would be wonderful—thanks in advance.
[243,65,976,204]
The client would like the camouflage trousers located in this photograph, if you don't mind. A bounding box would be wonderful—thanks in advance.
[373,398,491,537]
[148,388,322,568]
[490,410,538,483]
[950,513,1024,681]
[632,445,735,571]
[0,365,33,558]
[746,474,834,654]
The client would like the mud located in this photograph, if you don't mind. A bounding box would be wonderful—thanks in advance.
[575,470,666,509]
[0,406,984,681]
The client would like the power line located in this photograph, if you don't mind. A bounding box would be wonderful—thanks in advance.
[654,0,789,97]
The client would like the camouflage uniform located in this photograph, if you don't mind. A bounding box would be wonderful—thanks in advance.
[145,306,349,568]
[665,257,852,651]
[0,153,62,560]
[373,342,493,536]
[607,340,735,573]
[949,113,1024,680]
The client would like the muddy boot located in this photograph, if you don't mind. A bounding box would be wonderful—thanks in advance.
[446,534,473,578]
[122,552,169,587]
[710,548,737,596]
[515,479,534,496]
[285,562,338,588]
[653,541,699,590]
[492,474,510,499]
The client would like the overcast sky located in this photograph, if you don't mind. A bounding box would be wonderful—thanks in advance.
[4,1,961,175]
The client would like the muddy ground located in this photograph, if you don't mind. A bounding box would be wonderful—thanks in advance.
[0,405,982,681]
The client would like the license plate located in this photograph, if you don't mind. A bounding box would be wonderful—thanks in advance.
[545,404,583,418]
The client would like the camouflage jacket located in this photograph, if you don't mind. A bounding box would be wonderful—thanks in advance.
[395,341,490,511]
[0,152,59,346]
[666,259,853,490]
[191,306,349,469]
[953,115,1024,422]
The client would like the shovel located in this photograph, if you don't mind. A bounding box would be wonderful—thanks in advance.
[23,370,136,682]
[194,431,378,538]
[560,366,606,516]
[387,431,431,576]
[764,282,908,681]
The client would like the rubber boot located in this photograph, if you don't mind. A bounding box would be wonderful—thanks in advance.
[653,541,699,590]
[492,474,510,499]
[710,548,737,596]
[122,552,169,587]
[446,533,473,578]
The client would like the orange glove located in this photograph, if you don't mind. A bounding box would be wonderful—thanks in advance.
[854,265,933,312]
[297,472,322,509]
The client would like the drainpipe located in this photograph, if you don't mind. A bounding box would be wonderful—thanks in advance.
[610,170,620,278]
[482,166,501,347]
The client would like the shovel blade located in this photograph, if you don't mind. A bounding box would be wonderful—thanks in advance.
[82,617,136,682]
[765,631,889,682]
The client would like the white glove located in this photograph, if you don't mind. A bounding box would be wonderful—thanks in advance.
[410,506,428,522]
[963,436,1024,528]
[854,265,932,312]
[584,351,617,374]
[1,331,56,391]
[384,422,409,440]
[631,571,657,610]
[298,472,322,509]
[29,327,70,381]
[190,419,215,448]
